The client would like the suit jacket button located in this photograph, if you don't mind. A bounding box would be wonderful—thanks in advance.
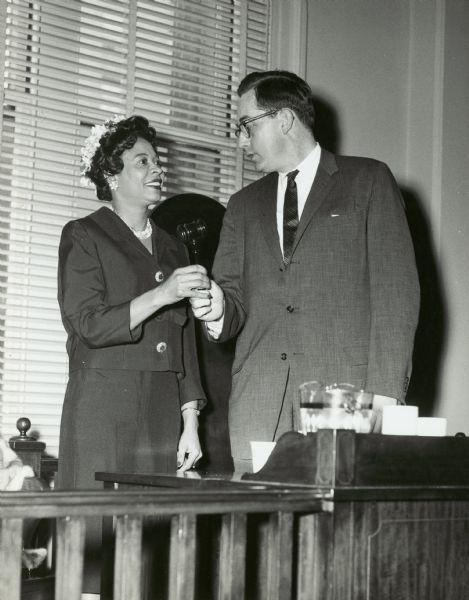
[281,353,287,360]
[286,305,294,313]
[155,271,164,282]
[156,342,167,353]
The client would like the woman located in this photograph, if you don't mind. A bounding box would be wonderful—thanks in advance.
[58,115,209,595]
[57,115,208,490]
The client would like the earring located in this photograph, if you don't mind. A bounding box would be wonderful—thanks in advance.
[107,175,118,191]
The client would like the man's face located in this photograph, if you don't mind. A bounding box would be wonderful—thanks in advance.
[237,89,284,173]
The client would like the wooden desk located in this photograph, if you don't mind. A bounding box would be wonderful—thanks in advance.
[97,430,469,600]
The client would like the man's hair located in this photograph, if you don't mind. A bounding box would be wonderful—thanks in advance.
[237,70,315,134]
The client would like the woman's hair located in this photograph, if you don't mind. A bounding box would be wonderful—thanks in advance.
[237,70,315,134]
[85,115,159,201]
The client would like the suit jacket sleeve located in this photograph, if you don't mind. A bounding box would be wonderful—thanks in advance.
[177,245,207,409]
[179,310,207,409]
[211,193,247,342]
[58,220,138,349]
[365,163,420,400]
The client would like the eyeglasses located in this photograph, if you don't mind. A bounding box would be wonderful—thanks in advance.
[234,109,279,138]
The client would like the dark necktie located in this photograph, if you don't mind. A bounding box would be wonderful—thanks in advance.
[283,169,299,265]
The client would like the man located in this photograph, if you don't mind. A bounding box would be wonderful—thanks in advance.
[191,70,420,471]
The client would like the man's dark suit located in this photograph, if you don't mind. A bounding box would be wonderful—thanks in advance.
[212,149,420,462]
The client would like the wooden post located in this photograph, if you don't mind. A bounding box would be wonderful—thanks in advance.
[113,514,143,600]
[168,514,197,600]
[9,417,45,478]
[55,516,85,600]
[266,511,294,600]
[0,518,23,600]
[297,512,332,600]
[218,513,247,600]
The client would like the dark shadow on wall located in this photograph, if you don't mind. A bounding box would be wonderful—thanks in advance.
[151,194,235,474]
[312,92,447,415]
[311,94,342,155]
[400,186,447,415]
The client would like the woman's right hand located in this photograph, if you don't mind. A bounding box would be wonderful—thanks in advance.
[156,264,210,306]
[130,265,210,330]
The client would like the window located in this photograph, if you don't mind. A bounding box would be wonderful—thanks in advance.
[0,0,271,456]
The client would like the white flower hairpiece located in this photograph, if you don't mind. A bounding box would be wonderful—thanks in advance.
[80,114,126,185]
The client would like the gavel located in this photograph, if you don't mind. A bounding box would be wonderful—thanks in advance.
[176,218,207,262]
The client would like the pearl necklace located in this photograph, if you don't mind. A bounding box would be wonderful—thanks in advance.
[109,206,152,240]
[129,219,152,240]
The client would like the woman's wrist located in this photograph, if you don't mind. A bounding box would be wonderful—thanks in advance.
[150,286,167,311]
[181,404,200,429]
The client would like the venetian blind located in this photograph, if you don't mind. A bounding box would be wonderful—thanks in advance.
[0,0,271,456]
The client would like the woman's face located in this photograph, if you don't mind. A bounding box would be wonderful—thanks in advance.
[114,137,164,209]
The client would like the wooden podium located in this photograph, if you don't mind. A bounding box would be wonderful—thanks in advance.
[97,430,469,599]
[243,430,469,599]
[242,429,469,487]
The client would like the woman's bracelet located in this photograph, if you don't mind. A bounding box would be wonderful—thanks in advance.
[181,406,200,416]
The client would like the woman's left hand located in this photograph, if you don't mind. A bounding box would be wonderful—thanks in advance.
[177,419,203,472]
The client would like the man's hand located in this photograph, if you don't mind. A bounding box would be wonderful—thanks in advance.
[190,279,224,322]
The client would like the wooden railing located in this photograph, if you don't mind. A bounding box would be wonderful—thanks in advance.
[0,486,330,600]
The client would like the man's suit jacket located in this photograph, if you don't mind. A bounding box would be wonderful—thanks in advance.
[212,149,420,460]
[58,206,204,406]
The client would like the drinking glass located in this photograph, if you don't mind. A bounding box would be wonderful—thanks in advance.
[350,390,375,433]
[320,383,357,430]
[299,381,376,433]
[299,380,324,434]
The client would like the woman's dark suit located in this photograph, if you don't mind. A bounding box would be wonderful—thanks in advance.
[57,206,205,487]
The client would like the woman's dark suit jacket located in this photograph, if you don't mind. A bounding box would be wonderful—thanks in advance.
[57,206,205,406]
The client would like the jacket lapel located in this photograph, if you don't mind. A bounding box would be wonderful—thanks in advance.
[292,149,338,254]
[90,207,187,325]
[152,224,184,272]
[253,150,339,264]
[92,206,157,264]
[254,172,284,264]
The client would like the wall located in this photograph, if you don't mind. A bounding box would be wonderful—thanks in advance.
[438,1,469,431]
[271,0,469,433]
